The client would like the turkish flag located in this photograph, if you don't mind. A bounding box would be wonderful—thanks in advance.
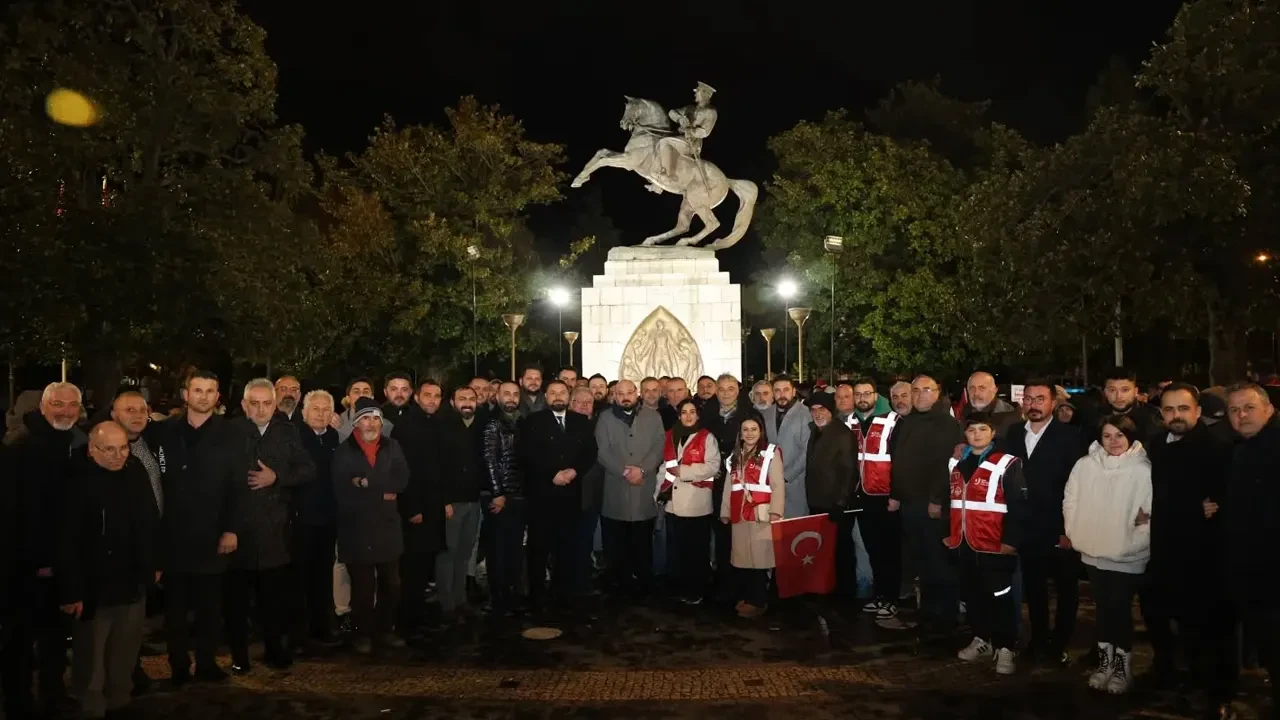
[772,514,838,599]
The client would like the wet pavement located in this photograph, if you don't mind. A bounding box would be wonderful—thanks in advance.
[130,593,1272,720]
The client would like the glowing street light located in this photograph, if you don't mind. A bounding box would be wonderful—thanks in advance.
[1257,252,1271,264]
[777,279,799,374]
[548,287,571,367]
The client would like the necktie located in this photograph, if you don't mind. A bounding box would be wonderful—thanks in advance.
[557,414,565,431]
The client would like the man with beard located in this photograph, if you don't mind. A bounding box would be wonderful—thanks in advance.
[761,376,812,518]
[889,381,913,416]
[382,372,415,425]
[587,374,610,414]
[518,366,545,417]
[640,377,664,416]
[751,381,773,412]
[704,375,746,601]
[595,380,665,595]
[435,386,485,622]
[469,376,496,426]
[522,380,598,613]
[1000,380,1084,665]
[660,377,692,429]
[390,380,446,636]
[1223,383,1280,714]
[890,374,964,636]
[153,371,238,685]
[962,372,1021,437]
[803,393,859,599]
[1,382,88,715]
[481,382,527,615]
[1143,383,1236,713]
[557,367,579,389]
[273,376,304,426]
[694,376,717,411]
[844,379,904,620]
[109,391,164,692]
[225,379,315,673]
[1102,368,1163,446]
[337,378,393,441]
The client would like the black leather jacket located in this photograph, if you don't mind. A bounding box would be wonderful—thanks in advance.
[482,412,524,499]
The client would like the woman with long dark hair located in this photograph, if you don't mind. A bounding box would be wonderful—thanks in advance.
[657,398,720,605]
[719,412,784,618]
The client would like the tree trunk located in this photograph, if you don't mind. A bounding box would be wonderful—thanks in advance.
[1207,301,1217,386]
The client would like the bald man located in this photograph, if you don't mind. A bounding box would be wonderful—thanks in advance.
[594,380,665,594]
[961,372,1020,436]
[60,421,157,719]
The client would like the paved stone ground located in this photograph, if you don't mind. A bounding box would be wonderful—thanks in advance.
[130,593,1272,720]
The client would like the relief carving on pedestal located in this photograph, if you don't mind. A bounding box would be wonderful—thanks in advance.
[618,306,703,385]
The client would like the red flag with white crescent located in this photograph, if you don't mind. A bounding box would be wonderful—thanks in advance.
[771,513,838,599]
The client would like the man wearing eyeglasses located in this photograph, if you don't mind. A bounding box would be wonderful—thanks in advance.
[888,375,964,638]
[1,382,88,717]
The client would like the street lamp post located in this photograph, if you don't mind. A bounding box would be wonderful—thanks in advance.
[760,328,776,380]
[548,287,570,368]
[502,313,525,381]
[789,308,812,382]
[823,235,844,382]
[564,331,579,369]
[778,279,797,374]
[467,245,480,374]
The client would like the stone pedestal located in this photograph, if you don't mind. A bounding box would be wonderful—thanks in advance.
[581,246,741,384]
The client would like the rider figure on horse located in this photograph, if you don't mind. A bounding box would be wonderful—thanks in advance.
[656,81,717,180]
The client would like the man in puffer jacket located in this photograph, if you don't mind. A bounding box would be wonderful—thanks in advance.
[1063,415,1151,696]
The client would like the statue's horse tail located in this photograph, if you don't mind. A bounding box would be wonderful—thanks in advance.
[712,178,759,250]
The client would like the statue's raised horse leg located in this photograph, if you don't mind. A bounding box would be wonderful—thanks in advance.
[642,198,695,246]
[571,149,631,188]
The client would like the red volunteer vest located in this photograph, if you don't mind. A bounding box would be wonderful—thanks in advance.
[847,412,898,496]
[659,429,713,493]
[725,444,779,524]
[943,450,1017,553]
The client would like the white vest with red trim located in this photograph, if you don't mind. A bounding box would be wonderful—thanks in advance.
[725,444,779,524]
[658,429,715,517]
[944,450,1016,553]
[846,412,898,496]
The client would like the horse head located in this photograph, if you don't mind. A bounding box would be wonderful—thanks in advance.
[620,96,670,134]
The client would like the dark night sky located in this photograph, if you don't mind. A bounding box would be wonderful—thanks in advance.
[242,0,1186,266]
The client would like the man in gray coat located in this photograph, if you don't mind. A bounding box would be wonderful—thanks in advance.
[760,375,811,518]
[594,380,664,595]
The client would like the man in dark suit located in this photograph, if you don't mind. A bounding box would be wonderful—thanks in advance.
[1000,379,1085,665]
[702,374,746,603]
[520,380,598,613]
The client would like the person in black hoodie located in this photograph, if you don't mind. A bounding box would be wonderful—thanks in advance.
[1101,368,1164,446]
[1222,383,1280,713]
[804,393,860,599]
[381,371,415,425]
[291,390,342,650]
[1144,383,1236,714]
[153,370,238,685]
[889,375,964,635]
[1000,380,1085,665]
[1,382,88,716]
[435,385,485,621]
[58,421,157,720]
[224,379,315,673]
[390,380,446,637]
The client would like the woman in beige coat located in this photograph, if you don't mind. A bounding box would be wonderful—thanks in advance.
[720,413,784,618]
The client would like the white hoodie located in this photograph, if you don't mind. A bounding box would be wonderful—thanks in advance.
[1063,441,1153,574]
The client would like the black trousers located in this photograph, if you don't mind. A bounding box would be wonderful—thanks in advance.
[955,546,1018,650]
[527,497,582,608]
[1086,565,1141,652]
[0,577,68,715]
[1020,543,1080,651]
[398,549,434,632]
[225,566,290,666]
[164,571,223,675]
[712,490,732,599]
[1243,607,1280,707]
[810,506,858,599]
[665,513,712,600]
[854,498,902,603]
[290,523,337,643]
[601,517,656,592]
[1143,579,1240,703]
[734,567,772,608]
[482,498,527,612]
[348,562,400,640]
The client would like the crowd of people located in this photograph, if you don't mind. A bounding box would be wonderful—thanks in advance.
[1,365,1277,720]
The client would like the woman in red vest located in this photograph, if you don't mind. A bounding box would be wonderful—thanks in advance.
[656,398,721,605]
[719,412,785,619]
[944,412,1029,676]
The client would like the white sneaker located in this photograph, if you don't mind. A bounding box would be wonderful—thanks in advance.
[875,601,898,620]
[1088,643,1115,690]
[994,647,1017,675]
[958,637,993,662]
[862,600,881,614]
[1106,648,1132,695]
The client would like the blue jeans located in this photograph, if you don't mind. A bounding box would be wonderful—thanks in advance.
[901,503,958,629]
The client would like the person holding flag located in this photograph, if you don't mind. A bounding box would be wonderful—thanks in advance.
[719,412,784,619]
[944,412,1029,676]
